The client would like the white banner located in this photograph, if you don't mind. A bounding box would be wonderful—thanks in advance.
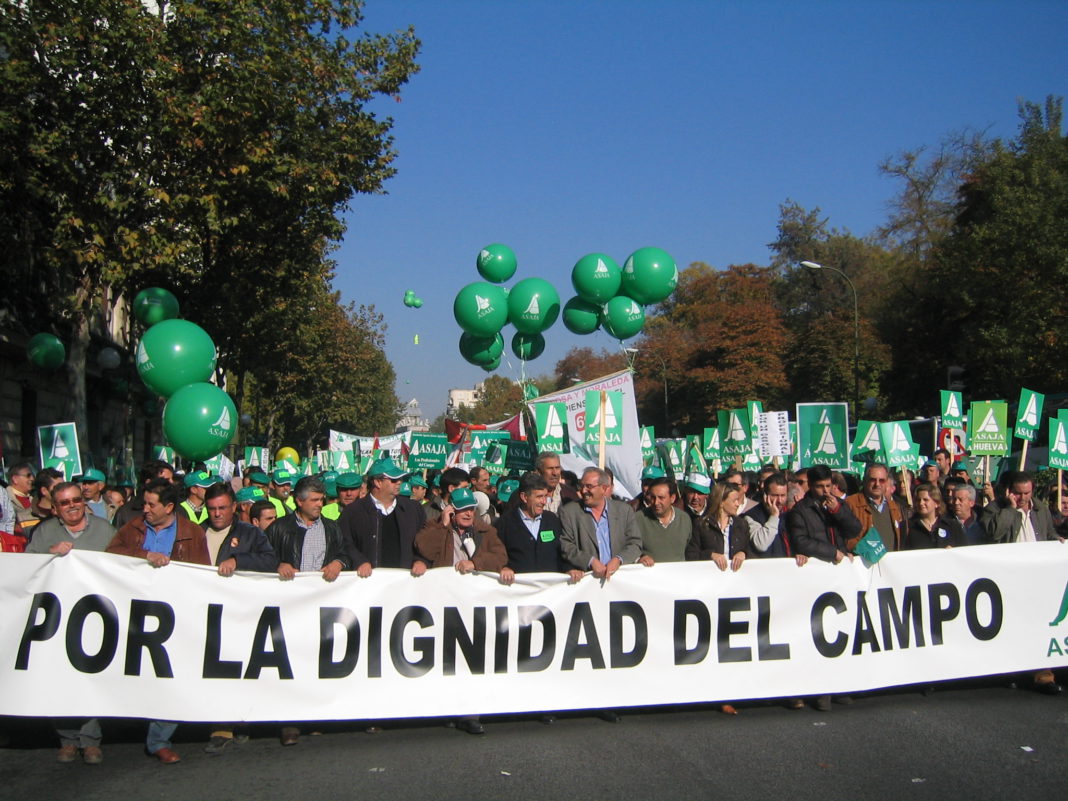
[328,430,410,459]
[2,545,1067,722]
[528,370,642,499]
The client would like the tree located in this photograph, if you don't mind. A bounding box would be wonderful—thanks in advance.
[552,347,627,390]
[454,375,524,425]
[0,0,419,453]
[882,96,1068,410]
[632,263,790,431]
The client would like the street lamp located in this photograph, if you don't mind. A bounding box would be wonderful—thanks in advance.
[625,347,670,429]
[800,261,860,422]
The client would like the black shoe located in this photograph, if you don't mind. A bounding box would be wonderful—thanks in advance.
[204,736,234,756]
[1036,681,1062,696]
[456,718,485,735]
[814,695,832,712]
[597,710,622,723]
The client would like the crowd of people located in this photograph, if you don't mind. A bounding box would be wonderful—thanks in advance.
[1,447,1065,765]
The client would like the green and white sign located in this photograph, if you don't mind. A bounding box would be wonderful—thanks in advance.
[330,450,355,471]
[746,400,764,443]
[483,441,508,476]
[722,408,752,458]
[640,426,657,464]
[659,439,685,477]
[534,402,570,454]
[940,390,964,430]
[155,445,176,465]
[796,402,849,470]
[505,439,537,471]
[1014,388,1044,442]
[243,447,269,470]
[703,426,721,462]
[584,390,624,446]
[968,401,1010,456]
[408,433,450,470]
[1049,417,1068,470]
[685,435,707,474]
[878,422,920,469]
[37,422,82,480]
[852,420,882,462]
[468,430,510,464]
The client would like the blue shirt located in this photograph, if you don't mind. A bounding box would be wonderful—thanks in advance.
[519,509,542,539]
[583,504,612,564]
[143,516,178,555]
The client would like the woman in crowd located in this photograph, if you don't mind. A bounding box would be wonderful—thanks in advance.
[907,482,966,549]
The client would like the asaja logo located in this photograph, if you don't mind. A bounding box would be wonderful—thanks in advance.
[212,406,232,431]
[976,408,1000,434]
[522,295,540,316]
[475,295,491,314]
[136,341,150,366]
[1046,580,1068,656]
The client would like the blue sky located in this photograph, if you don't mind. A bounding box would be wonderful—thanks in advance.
[331,0,1067,421]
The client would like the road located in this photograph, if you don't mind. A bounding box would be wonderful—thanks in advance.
[1,677,1065,801]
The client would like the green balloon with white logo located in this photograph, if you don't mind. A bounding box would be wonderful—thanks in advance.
[571,253,621,303]
[162,382,237,461]
[511,332,545,361]
[476,243,518,283]
[507,277,560,334]
[136,319,217,398]
[459,332,504,366]
[562,296,602,335]
[601,295,645,339]
[620,246,678,305]
[454,282,509,336]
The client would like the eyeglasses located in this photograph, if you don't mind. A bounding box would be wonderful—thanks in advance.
[55,497,84,508]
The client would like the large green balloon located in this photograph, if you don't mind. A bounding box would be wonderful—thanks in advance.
[507,277,560,334]
[481,355,501,372]
[562,296,602,335]
[27,333,66,369]
[459,332,504,366]
[476,244,518,283]
[601,296,646,339]
[620,247,678,305]
[136,319,217,398]
[571,253,622,303]
[163,382,237,461]
[511,332,545,361]
[132,287,180,326]
[454,282,509,336]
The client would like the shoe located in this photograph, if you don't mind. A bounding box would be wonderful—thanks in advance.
[456,719,485,735]
[154,747,181,764]
[233,733,250,745]
[788,698,805,710]
[57,745,78,763]
[598,710,622,723]
[204,735,234,755]
[720,704,739,716]
[539,715,556,724]
[82,746,103,765]
[1035,681,1063,696]
[815,695,832,712]
[280,727,300,746]
[834,694,854,705]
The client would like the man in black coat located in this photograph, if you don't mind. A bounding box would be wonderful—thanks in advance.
[786,464,861,565]
[339,457,428,577]
[497,472,583,583]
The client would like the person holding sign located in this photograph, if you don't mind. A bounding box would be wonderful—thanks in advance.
[844,464,908,553]
[906,483,966,549]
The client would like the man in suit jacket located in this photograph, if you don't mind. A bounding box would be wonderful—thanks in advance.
[497,472,583,583]
[559,466,642,580]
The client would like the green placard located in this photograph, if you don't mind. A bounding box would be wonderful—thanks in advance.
[504,439,537,471]
[852,420,882,462]
[968,401,1010,456]
[878,422,919,468]
[702,426,721,461]
[1049,417,1068,470]
[685,435,707,474]
[244,447,269,470]
[468,430,510,464]
[330,450,355,471]
[584,390,624,446]
[483,441,508,476]
[940,390,964,430]
[155,445,176,465]
[659,439,685,477]
[722,408,752,458]
[408,433,450,470]
[534,402,570,454]
[640,426,657,464]
[1014,388,1044,442]
[37,422,82,480]
[796,402,850,470]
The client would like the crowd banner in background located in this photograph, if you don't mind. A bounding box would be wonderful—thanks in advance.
[2,545,1067,722]
[529,369,641,499]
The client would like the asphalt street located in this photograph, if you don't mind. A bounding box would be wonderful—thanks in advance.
[1,677,1065,801]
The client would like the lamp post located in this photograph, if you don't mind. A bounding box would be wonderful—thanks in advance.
[625,347,670,429]
[800,261,860,422]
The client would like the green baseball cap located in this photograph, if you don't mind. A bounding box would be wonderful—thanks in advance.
[272,468,296,485]
[641,466,666,481]
[408,475,428,489]
[368,457,408,480]
[78,468,107,483]
[399,481,412,497]
[335,472,363,489]
[247,470,270,485]
[236,486,267,503]
[496,479,520,503]
[184,470,216,489]
[683,472,712,493]
[450,486,477,510]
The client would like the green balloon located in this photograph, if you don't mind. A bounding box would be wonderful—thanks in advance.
[620,247,678,305]
[507,277,560,334]
[511,332,545,361]
[476,243,518,283]
[571,253,622,303]
[132,287,180,326]
[481,355,501,372]
[459,332,504,366]
[163,382,237,461]
[601,295,646,340]
[562,296,602,335]
[412,297,423,308]
[454,282,509,336]
[136,319,217,398]
[27,333,66,369]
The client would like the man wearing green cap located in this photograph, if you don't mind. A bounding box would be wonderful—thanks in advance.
[408,475,429,505]
[630,465,666,512]
[681,472,712,519]
[322,473,362,521]
[78,469,108,520]
[269,469,297,518]
[235,486,268,524]
[179,471,214,525]
[339,457,427,577]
